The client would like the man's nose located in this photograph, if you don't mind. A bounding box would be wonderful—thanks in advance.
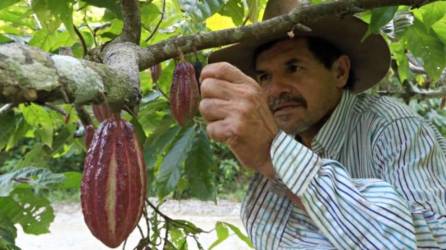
[267,76,293,95]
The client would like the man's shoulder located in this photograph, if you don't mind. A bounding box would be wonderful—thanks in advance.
[352,93,421,123]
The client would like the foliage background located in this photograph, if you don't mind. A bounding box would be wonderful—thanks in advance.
[1,0,446,249]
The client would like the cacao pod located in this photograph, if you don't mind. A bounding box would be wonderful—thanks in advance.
[170,61,200,126]
[84,124,95,149]
[92,103,112,122]
[150,63,162,83]
[81,115,147,248]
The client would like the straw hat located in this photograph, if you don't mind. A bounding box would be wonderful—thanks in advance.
[208,0,390,93]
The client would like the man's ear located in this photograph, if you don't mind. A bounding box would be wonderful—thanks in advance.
[332,55,351,88]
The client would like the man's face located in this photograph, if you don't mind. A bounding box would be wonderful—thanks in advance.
[255,38,349,135]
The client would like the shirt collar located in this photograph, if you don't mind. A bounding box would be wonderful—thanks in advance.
[311,90,356,158]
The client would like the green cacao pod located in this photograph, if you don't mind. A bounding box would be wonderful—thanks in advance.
[170,61,200,126]
[81,115,147,248]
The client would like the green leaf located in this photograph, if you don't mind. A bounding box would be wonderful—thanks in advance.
[143,117,179,168]
[0,167,65,197]
[246,0,260,23]
[219,0,244,26]
[0,216,20,250]
[6,116,31,151]
[3,189,54,234]
[21,104,54,147]
[180,0,227,22]
[209,222,229,249]
[140,2,161,28]
[156,126,196,198]
[171,219,204,234]
[365,6,398,37]
[0,0,19,11]
[130,117,147,146]
[0,111,17,151]
[415,1,446,29]
[82,0,121,18]
[223,222,254,248]
[0,34,13,43]
[184,127,217,201]
[406,18,446,82]
[59,172,81,189]
[390,39,410,82]
[432,15,446,45]
[47,0,75,37]
[16,143,51,169]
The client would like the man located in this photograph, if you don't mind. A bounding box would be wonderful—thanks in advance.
[199,0,446,249]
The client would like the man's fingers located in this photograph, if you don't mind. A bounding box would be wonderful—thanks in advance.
[206,120,233,143]
[200,62,256,85]
[199,98,231,122]
[200,78,234,99]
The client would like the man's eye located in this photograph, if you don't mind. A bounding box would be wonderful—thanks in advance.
[287,64,302,73]
[256,74,270,84]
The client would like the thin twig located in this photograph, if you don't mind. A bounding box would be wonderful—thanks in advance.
[145,0,166,43]
[44,103,68,117]
[162,221,169,250]
[73,25,88,57]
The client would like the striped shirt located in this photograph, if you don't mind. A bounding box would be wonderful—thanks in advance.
[241,90,446,249]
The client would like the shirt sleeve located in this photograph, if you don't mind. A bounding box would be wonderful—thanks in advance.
[270,118,446,249]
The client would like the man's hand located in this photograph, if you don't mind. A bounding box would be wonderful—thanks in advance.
[199,62,278,178]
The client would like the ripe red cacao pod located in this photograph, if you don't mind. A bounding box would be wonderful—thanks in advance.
[81,115,147,248]
[84,125,95,149]
[150,63,162,83]
[170,61,200,126]
[92,103,112,122]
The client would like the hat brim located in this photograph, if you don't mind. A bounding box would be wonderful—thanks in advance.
[208,16,390,93]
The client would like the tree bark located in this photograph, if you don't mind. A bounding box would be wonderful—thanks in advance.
[0,0,440,106]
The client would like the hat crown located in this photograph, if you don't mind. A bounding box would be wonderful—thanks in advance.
[263,0,302,20]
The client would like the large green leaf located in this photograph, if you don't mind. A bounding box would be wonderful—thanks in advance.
[180,0,227,22]
[143,118,181,168]
[156,126,196,198]
[0,167,65,197]
[0,111,17,151]
[82,0,121,18]
[16,143,51,169]
[219,0,244,26]
[0,216,19,250]
[48,0,75,37]
[414,1,446,29]
[184,127,217,201]
[406,18,446,82]
[0,0,19,11]
[20,104,54,147]
[6,116,30,151]
[432,16,446,45]
[390,39,410,82]
[0,189,54,234]
[365,6,398,37]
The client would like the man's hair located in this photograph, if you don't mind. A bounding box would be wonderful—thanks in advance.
[253,37,355,89]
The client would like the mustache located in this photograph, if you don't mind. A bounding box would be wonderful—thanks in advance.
[268,93,307,111]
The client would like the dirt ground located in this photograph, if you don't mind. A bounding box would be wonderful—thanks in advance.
[16,199,250,250]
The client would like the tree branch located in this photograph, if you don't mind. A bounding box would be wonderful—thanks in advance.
[120,0,141,44]
[138,0,438,69]
[0,43,135,108]
[0,0,440,106]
